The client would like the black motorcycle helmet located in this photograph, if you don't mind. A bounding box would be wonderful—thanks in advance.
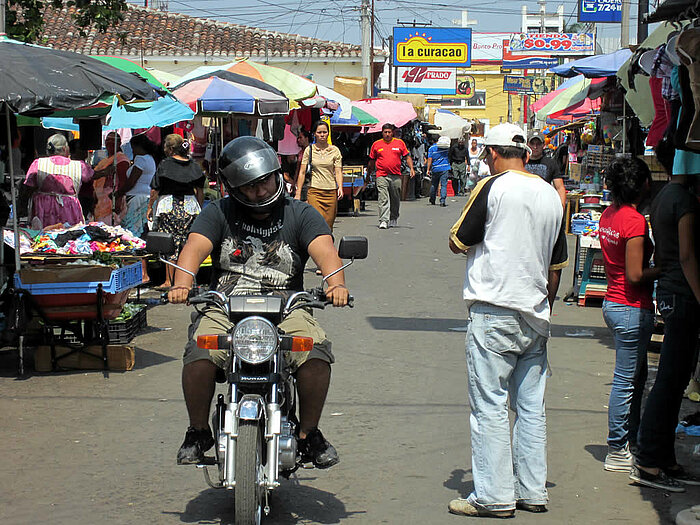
[219,136,285,213]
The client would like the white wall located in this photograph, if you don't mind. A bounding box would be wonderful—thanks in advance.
[135,55,379,89]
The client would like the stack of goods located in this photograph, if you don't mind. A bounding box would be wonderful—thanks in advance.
[571,211,601,237]
[29,222,145,255]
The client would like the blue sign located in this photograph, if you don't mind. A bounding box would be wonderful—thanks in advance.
[503,75,554,94]
[393,27,472,68]
[578,0,622,23]
[503,56,559,69]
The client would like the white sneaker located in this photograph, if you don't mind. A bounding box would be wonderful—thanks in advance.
[379,221,388,229]
[604,443,633,472]
[389,219,397,228]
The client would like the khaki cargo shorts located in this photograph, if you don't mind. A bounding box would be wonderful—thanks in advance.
[183,307,334,372]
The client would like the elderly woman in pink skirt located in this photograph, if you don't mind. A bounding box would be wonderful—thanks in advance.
[23,134,94,228]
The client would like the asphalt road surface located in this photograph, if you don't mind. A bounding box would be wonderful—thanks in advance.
[2,194,699,524]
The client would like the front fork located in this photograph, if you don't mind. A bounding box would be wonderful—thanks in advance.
[215,389,283,491]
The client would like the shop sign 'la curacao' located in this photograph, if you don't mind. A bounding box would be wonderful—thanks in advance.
[393,27,472,68]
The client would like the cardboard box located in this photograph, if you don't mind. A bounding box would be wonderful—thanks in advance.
[19,264,116,284]
[334,76,366,101]
[34,344,135,372]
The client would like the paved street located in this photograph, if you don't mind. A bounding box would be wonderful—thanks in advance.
[1,194,699,524]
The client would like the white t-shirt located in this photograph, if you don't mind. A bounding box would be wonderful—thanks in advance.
[449,169,568,336]
[126,154,156,196]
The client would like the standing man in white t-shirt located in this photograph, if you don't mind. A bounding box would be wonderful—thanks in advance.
[447,123,568,519]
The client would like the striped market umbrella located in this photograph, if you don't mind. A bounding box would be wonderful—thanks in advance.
[532,76,605,121]
[178,60,318,104]
[172,71,289,116]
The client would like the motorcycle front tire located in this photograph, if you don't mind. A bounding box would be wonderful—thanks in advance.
[235,420,264,525]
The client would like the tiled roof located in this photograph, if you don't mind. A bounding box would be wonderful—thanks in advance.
[39,5,383,59]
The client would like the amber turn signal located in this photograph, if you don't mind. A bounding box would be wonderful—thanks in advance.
[290,336,313,352]
[197,334,221,350]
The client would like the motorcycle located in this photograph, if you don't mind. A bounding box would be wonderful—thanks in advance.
[146,232,368,524]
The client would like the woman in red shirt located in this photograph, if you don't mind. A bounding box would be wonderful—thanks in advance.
[599,157,659,473]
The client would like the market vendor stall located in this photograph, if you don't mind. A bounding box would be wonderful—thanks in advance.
[5,222,147,374]
[0,37,165,376]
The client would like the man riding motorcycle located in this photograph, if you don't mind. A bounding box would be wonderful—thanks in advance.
[168,136,349,469]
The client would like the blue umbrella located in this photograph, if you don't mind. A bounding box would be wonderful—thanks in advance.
[42,94,194,131]
[549,49,632,78]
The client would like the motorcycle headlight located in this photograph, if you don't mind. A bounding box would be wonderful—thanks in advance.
[232,316,278,364]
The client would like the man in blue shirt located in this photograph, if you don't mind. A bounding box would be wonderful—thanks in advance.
[426,135,452,206]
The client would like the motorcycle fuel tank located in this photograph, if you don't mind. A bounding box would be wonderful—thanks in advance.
[228,295,283,323]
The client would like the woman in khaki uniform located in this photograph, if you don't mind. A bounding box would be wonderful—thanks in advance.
[295,121,343,231]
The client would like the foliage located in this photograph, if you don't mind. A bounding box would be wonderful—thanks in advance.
[5,0,128,43]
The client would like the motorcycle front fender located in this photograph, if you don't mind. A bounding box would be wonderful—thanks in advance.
[236,394,265,421]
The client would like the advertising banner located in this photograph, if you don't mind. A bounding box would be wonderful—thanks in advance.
[502,40,559,69]
[393,27,472,67]
[455,75,477,99]
[508,32,595,55]
[470,33,510,62]
[396,67,457,95]
[578,0,622,23]
[503,75,555,94]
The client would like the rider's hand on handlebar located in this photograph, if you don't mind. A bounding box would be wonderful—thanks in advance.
[168,285,191,304]
[325,284,349,307]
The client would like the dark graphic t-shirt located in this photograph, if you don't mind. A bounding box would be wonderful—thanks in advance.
[525,155,561,184]
[650,182,700,298]
[190,196,331,296]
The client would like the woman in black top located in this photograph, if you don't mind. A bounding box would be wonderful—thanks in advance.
[631,139,700,492]
[147,134,205,288]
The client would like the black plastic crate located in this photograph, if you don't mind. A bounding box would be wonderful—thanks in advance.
[107,307,147,344]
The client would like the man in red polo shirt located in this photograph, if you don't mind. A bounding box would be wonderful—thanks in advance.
[368,123,415,229]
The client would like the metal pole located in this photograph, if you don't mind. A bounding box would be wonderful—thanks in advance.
[637,0,649,42]
[622,102,626,154]
[370,0,375,95]
[5,105,21,273]
[507,94,513,123]
[388,36,392,93]
[0,0,6,34]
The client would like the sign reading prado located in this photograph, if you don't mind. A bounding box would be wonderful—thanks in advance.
[397,67,457,95]
[393,27,472,67]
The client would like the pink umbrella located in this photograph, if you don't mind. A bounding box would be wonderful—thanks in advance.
[353,98,418,133]
[548,97,601,121]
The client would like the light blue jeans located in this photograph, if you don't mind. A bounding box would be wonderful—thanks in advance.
[601,299,653,451]
[465,303,549,512]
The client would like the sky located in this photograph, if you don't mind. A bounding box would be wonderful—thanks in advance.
[131,0,649,48]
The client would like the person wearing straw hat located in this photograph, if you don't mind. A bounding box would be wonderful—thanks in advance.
[447,123,568,518]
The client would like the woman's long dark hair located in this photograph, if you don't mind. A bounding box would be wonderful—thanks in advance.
[604,157,651,206]
[130,133,159,159]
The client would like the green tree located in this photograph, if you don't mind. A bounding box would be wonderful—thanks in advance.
[5,0,128,43]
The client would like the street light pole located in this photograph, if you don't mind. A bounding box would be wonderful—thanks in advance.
[360,0,371,97]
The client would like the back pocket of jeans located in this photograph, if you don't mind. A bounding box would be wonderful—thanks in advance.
[484,317,521,353]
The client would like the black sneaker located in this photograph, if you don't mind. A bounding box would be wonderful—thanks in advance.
[663,466,700,486]
[177,426,215,465]
[629,466,686,492]
[516,501,548,513]
[298,428,339,469]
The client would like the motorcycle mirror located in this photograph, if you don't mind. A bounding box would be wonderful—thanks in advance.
[146,231,176,256]
[337,236,368,260]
